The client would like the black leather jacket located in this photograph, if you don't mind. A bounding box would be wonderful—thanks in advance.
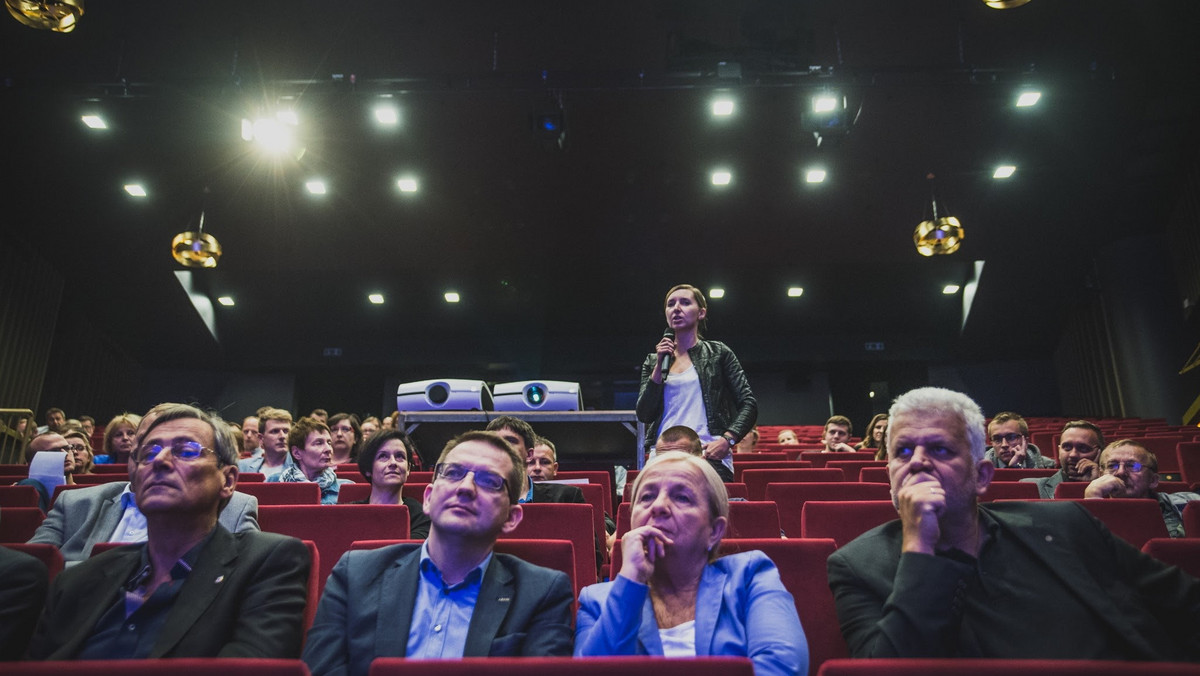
[636,339,758,452]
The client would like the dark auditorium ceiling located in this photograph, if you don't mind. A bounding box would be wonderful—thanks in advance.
[3,1,1198,395]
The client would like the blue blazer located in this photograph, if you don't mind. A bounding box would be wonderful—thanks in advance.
[576,550,806,676]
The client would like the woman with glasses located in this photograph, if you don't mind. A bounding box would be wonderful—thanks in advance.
[637,284,757,482]
[346,429,432,538]
[63,429,94,475]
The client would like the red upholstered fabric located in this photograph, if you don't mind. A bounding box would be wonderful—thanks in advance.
[91,465,129,474]
[796,451,876,469]
[979,481,1041,502]
[732,452,789,461]
[335,483,371,503]
[767,483,892,539]
[740,468,846,501]
[370,657,754,676]
[577,483,609,563]
[238,472,265,482]
[502,502,597,586]
[5,659,312,676]
[1185,501,1200,536]
[616,501,782,539]
[0,485,40,508]
[51,483,89,505]
[0,507,45,542]
[1002,499,1168,549]
[824,460,887,482]
[991,468,1056,481]
[800,501,898,547]
[1053,480,1191,499]
[816,658,1200,676]
[3,542,65,582]
[1141,538,1200,578]
[732,461,814,482]
[236,482,322,505]
[554,471,614,516]
[300,540,320,641]
[624,481,748,502]
[1178,441,1200,484]
[352,538,579,597]
[258,504,409,594]
[335,471,367,483]
[859,467,888,483]
[72,474,129,484]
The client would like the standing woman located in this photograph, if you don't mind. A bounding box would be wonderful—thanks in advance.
[637,284,757,482]
[856,413,889,460]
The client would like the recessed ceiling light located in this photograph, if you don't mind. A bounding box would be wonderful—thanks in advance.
[711,171,732,186]
[368,293,385,304]
[993,165,1016,179]
[124,184,147,197]
[373,105,399,125]
[711,99,735,116]
[805,169,827,183]
[305,180,327,194]
[709,288,725,299]
[217,296,235,306]
[1015,91,1041,107]
[813,95,839,113]
[81,115,106,129]
[397,177,419,193]
[943,284,961,294]
[787,287,804,297]
[444,291,461,303]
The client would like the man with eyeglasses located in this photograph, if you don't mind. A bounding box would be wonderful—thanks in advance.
[1085,440,1200,537]
[29,405,259,565]
[303,430,574,676]
[1022,420,1105,499]
[28,403,310,659]
[982,412,1056,469]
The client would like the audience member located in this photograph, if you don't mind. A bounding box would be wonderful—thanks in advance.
[521,436,585,505]
[302,431,574,675]
[19,431,75,510]
[776,429,799,445]
[360,416,381,440]
[61,418,84,434]
[349,429,431,538]
[735,426,761,453]
[79,415,96,439]
[238,408,293,479]
[655,425,704,456]
[528,436,560,482]
[64,429,95,475]
[983,412,1056,469]
[28,403,310,659]
[821,415,856,453]
[485,415,536,457]
[0,546,48,660]
[1023,420,1105,498]
[827,386,1200,660]
[576,452,806,676]
[38,407,66,434]
[270,417,349,504]
[1084,439,1200,537]
[381,412,398,430]
[328,413,362,465]
[101,413,141,465]
[242,415,262,458]
[856,414,889,460]
[228,423,246,458]
[309,408,329,423]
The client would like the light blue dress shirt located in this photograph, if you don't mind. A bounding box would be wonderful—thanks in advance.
[405,541,493,658]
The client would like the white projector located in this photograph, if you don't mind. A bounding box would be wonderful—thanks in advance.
[492,380,581,412]
[395,379,493,411]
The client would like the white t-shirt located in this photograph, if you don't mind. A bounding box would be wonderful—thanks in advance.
[658,620,697,657]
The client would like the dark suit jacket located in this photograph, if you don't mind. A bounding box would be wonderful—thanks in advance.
[28,526,310,660]
[531,482,586,504]
[0,546,48,660]
[302,543,574,676]
[827,501,1200,660]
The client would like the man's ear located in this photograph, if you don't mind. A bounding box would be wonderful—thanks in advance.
[220,465,238,500]
[500,503,524,535]
[975,457,995,497]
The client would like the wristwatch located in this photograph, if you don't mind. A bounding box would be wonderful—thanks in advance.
[723,433,738,447]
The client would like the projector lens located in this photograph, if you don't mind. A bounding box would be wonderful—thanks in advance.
[526,385,546,406]
[427,384,449,405]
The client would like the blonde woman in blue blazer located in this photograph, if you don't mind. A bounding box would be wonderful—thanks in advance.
[575,453,806,676]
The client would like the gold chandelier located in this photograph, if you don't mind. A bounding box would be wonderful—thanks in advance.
[913,174,964,257]
[171,211,222,268]
[983,0,1032,8]
[5,0,83,33]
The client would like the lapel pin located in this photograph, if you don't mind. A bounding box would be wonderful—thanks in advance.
[214,575,225,584]
[498,596,511,603]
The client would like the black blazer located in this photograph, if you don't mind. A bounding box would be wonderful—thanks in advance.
[28,526,310,659]
[530,482,586,504]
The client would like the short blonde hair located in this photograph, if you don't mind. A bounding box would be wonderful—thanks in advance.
[632,453,729,557]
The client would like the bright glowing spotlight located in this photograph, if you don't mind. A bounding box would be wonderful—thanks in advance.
[1016,91,1041,107]
[251,118,294,154]
[305,180,327,195]
[444,291,461,303]
[993,165,1017,179]
[711,171,732,186]
[943,284,961,295]
[276,110,299,125]
[240,118,254,141]
[81,115,106,129]
[787,287,804,298]
[869,391,876,398]
[396,177,419,193]
[374,105,399,125]
[805,169,827,183]
[217,296,235,307]
[124,184,147,197]
[813,96,839,113]
[709,288,725,299]
[712,99,735,116]
[368,293,385,304]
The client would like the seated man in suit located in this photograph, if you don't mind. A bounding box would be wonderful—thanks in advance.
[1022,420,1105,498]
[982,411,1056,469]
[303,430,574,676]
[827,387,1200,661]
[0,546,48,660]
[1085,439,1200,537]
[522,436,585,505]
[28,403,310,659]
[29,404,258,565]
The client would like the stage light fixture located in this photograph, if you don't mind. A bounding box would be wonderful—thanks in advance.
[711,171,732,186]
[712,99,735,116]
[914,174,964,257]
[81,115,106,129]
[802,92,853,136]
[709,288,725,299]
[983,0,1032,9]
[444,292,460,303]
[6,0,83,32]
[494,380,582,412]
[217,296,235,306]
[305,180,327,194]
[805,169,827,184]
[396,177,419,193]
[993,165,1016,179]
[124,184,147,197]
[396,379,493,411]
[1016,91,1041,107]
[373,104,399,125]
[368,293,384,304]
[943,284,961,294]
[787,287,804,297]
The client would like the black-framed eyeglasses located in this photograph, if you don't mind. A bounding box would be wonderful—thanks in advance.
[136,441,218,466]
[434,462,508,494]
[1104,460,1147,474]
[66,444,88,453]
[989,433,1024,445]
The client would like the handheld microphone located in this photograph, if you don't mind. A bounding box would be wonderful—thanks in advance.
[660,327,676,381]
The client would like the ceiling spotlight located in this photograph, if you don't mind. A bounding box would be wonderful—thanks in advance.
[124,184,147,197]
[983,0,1032,8]
[711,171,732,186]
[914,174,964,257]
[1015,91,1042,107]
[712,99,735,117]
[787,287,804,298]
[709,288,725,299]
[81,115,106,129]
[368,293,385,304]
[6,0,84,32]
[943,285,961,295]
[805,169,827,184]
[171,210,222,269]
[305,180,327,195]
[802,92,852,136]
[396,177,419,193]
[373,104,399,125]
[993,165,1017,179]
[217,296,235,306]
[444,291,461,303]
[813,96,839,113]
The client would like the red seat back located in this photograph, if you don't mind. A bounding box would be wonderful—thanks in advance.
[0,506,45,542]
[824,460,887,482]
[236,482,321,505]
[503,502,596,586]
[554,471,614,516]
[732,461,814,483]
[1007,499,1168,549]
[336,483,372,503]
[766,483,891,539]
[616,501,781,539]
[3,542,64,582]
[238,472,265,482]
[980,481,1041,501]
[740,468,845,501]
[1141,538,1200,579]
[1053,480,1191,499]
[1176,441,1200,484]
[800,501,897,547]
[0,484,40,508]
[991,468,1057,481]
[796,451,876,469]
[369,657,754,676]
[623,481,749,502]
[73,474,129,485]
[732,452,788,462]
[815,658,1200,676]
[859,467,889,483]
[5,658,313,676]
[577,483,609,563]
[1184,501,1200,535]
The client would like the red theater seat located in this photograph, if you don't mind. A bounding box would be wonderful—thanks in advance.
[555,471,615,516]
[503,502,597,586]
[859,467,888,483]
[1185,501,1200,535]
[616,501,781,539]
[816,658,1200,676]
[1053,480,1191,499]
[732,461,814,483]
[740,468,845,501]
[991,468,1057,481]
[5,659,312,676]
[3,542,64,582]
[825,460,887,482]
[1004,499,1168,550]
[0,485,40,508]
[1141,538,1200,579]
[767,483,892,539]
[800,501,897,547]
[0,507,45,542]
[797,451,876,469]
[1176,441,1200,484]
[236,482,322,505]
[980,481,1041,501]
[370,657,754,676]
[336,483,372,503]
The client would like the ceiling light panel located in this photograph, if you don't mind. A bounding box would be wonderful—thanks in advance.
[124,184,147,197]
[81,115,106,129]
[993,165,1016,179]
